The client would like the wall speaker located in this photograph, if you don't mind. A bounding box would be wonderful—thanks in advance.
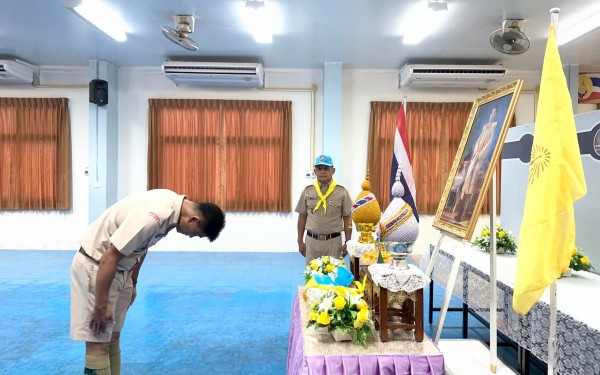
[89,79,108,106]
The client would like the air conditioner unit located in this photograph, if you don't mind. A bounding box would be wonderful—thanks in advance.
[162,61,264,88]
[0,59,38,84]
[399,64,507,88]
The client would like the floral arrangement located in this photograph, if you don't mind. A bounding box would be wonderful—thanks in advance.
[471,224,517,254]
[306,284,373,347]
[304,256,347,283]
[569,246,594,272]
[360,249,392,265]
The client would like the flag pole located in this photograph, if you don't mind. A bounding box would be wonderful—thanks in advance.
[489,170,498,373]
[547,8,560,375]
[548,282,558,374]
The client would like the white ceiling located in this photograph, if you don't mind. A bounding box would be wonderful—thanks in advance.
[1,0,600,73]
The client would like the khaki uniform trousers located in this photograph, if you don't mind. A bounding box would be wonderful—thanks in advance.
[70,251,133,342]
[305,235,343,265]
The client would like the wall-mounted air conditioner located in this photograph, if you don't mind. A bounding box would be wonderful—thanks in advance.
[0,59,39,84]
[399,64,507,88]
[162,61,264,88]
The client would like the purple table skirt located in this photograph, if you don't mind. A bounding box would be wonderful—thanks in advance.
[287,292,445,375]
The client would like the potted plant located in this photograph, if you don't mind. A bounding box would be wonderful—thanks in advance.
[563,247,594,276]
[306,286,373,347]
[471,224,517,254]
[303,256,347,283]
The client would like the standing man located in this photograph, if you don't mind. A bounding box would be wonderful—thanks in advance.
[71,189,225,375]
[296,154,353,264]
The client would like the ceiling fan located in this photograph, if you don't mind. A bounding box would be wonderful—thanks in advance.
[490,19,531,55]
[162,15,198,51]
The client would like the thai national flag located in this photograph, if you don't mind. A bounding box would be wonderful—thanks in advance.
[578,73,600,104]
[390,102,419,222]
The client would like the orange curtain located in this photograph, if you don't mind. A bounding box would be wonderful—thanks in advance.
[0,97,72,210]
[148,99,291,212]
[368,102,473,214]
[149,99,221,203]
[221,100,292,211]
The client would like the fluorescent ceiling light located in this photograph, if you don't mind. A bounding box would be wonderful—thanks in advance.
[64,0,127,42]
[244,0,274,43]
[556,8,600,46]
[402,1,448,45]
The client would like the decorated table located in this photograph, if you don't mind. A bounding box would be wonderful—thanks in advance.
[287,287,445,375]
[424,243,600,375]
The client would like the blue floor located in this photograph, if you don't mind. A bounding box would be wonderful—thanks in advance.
[0,250,544,374]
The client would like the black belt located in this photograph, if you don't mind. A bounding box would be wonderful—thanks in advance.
[78,248,126,273]
[79,248,99,264]
[306,231,341,241]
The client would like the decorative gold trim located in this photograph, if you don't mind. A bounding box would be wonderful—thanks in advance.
[432,80,524,240]
[356,222,376,244]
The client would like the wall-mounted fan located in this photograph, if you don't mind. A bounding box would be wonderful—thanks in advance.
[490,19,530,55]
[162,15,198,51]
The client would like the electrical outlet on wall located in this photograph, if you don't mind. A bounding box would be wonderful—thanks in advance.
[305,170,315,179]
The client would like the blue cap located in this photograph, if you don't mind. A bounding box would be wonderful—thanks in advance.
[314,154,334,167]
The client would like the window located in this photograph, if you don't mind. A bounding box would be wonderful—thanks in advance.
[0,98,72,210]
[148,99,292,212]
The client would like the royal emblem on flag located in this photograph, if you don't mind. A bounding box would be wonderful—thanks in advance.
[578,73,600,104]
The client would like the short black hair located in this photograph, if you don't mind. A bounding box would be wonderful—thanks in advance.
[197,202,226,242]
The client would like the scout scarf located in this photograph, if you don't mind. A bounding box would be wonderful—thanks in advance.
[312,179,337,213]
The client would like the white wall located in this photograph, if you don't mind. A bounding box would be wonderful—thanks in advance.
[0,67,540,253]
[0,67,90,250]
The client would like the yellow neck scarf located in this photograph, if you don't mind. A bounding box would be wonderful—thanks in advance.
[313,179,337,213]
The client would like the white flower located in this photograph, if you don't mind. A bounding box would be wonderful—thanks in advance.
[304,288,328,305]
[318,295,334,312]
[349,292,363,305]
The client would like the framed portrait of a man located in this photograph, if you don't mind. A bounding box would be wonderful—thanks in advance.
[433,80,523,240]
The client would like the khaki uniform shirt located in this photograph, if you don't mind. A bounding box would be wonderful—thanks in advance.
[295,183,352,234]
[80,189,185,271]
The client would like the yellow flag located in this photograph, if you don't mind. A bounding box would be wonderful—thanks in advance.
[512,24,587,316]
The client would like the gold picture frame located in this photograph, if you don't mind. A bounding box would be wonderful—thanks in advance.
[433,80,523,240]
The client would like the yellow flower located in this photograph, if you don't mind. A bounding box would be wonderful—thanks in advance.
[572,247,579,256]
[309,311,319,321]
[317,311,331,325]
[326,264,335,273]
[357,308,369,323]
[310,262,318,271]
[334,296,346,310]
[353,275,368,294]
[353,319,364,328]
[483,229,490,236]
[356,299,367,310]
[334,286,347,296]
[582,256,590,265]
[498,231,505,238]
[323,256,330,264]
